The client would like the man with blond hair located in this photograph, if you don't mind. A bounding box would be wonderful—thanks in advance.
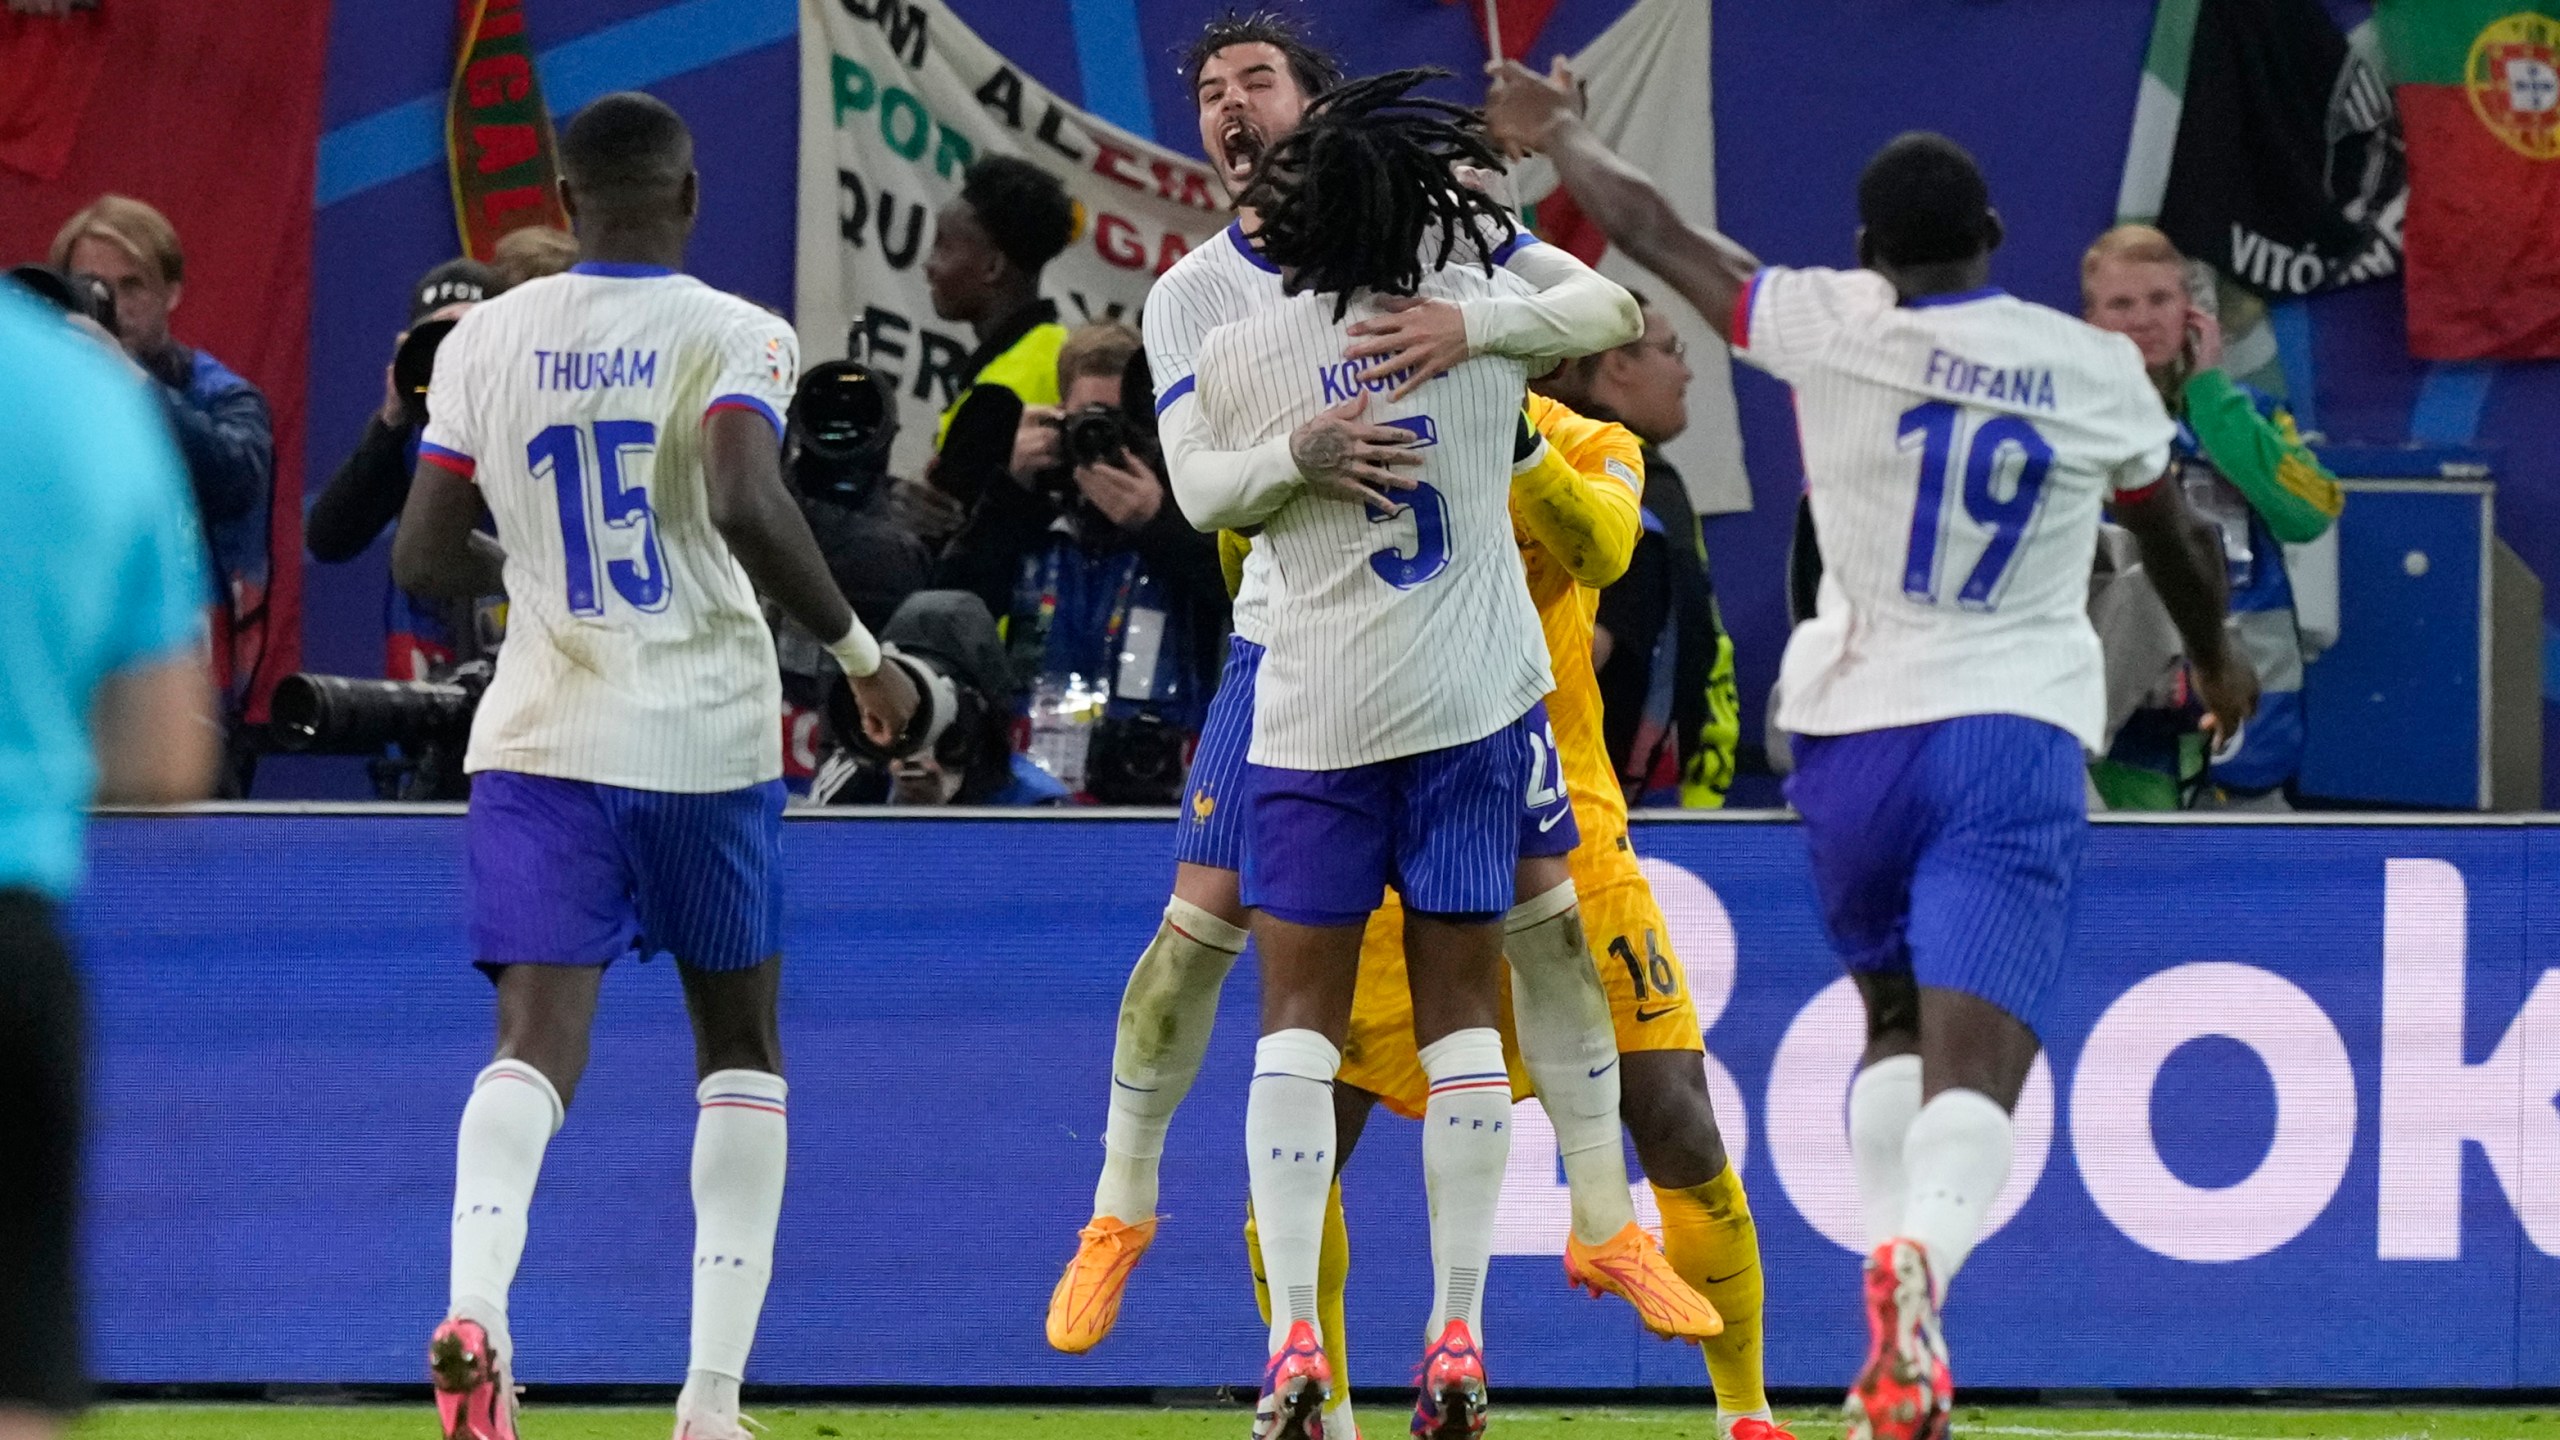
[50,194,273,783]
[2081,224,2342,808]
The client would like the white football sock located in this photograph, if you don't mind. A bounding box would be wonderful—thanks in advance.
[1847,1054,1923,1246]
[1899,1087,2013,1297]
[1504,883,1634,1245]
[1247,1029,1340,1354]
[686,1069,788,1401]
[1419,1027,1512,1341]
[449,1058,563,1364]
[1094,898,1247,1225]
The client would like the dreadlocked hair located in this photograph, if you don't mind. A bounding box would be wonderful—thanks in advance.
[1238,67,1518,320]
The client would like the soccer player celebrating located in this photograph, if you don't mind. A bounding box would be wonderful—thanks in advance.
[1052,22,1718,1404]
[1485,61,2255,1440]
[1283,382,1783,1440]
[1177,69,1640,1440]
[392,93,916,1440]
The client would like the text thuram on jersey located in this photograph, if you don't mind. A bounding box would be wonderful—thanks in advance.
[531,348,661,391]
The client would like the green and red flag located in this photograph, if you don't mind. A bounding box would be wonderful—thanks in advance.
[448,0,568,261]
[2377,1,2560,359]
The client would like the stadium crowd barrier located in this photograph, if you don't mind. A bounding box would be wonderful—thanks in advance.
[75,809,2560,1391]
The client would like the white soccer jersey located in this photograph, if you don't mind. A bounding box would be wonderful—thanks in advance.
[1145,220,1562,645]
[1193,262,1552,771]
[1735,267,2177,752]
[1145,223,1295,644]
[419,264,799,792]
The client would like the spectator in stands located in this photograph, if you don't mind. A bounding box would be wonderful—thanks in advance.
[52,195,274,790]
[490,224,578,288]
[306,258,500,679]
[921,156,1075,510]
[2083,225,2343,809]
[937,321,1226,803]
[1536,295,1739,808]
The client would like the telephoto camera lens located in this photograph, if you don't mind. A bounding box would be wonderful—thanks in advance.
[269,671,482,754]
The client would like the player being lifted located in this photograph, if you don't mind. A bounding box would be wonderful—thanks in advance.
[1486,62,2254,1440]
[1052,21,1719,1400]
[1259,374,1785,1440]
[1178,69,1642,1439]
[392,93,916,1440]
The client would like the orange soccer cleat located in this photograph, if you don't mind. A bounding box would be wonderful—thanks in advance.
[1729,1418,1799,1440]
[1841,1238,1952,1440]
[1254,1319,1334,1440]
[1045,1215,1158,1353]
[1562,1220,1725,1340]
[428,1316,518,1440]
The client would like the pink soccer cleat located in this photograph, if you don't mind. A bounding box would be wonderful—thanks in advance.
[1252,1318,1333,1440]
[1408,1318,1488,1439]
[1841,1239,1952,1440]
[428,1316,518,1440]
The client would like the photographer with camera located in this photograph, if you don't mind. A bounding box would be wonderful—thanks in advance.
[52,196,274,793]
[806,590,1069,807]
[935,321,1227,803]
[306,258,501,682]
[787,359,932,632]
[770,359,932,787]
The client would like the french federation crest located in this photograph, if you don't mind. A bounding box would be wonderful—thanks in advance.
[2468,12,2560,161]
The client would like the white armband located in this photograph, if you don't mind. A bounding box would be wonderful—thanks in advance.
[826,617,883,679]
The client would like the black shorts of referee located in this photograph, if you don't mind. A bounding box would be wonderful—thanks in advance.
[0,889,83,1415]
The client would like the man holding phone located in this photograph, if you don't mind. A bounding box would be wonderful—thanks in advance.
[2082,225,2343,808]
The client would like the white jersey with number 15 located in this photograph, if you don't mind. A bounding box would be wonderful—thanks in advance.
[419,265,800,793]
[1735,267,2177,753]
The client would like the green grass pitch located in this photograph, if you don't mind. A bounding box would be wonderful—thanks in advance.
[67,1404,2560,1439]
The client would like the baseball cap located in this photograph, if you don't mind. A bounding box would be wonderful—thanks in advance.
[411,258,500,325]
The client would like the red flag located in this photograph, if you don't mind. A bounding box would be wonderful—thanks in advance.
[0,8,111,182]
[1445,0,1563,63]
[2378,2,2560,358]
[448,0,569,260]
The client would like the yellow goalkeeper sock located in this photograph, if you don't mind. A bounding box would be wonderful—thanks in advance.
[1654,1166,1770,1424]
[1248,1184,1355,1434]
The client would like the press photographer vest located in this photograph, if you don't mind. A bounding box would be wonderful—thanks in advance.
[935,298,1068,447]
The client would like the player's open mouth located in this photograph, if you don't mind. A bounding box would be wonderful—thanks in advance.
[1220,119,1265,184]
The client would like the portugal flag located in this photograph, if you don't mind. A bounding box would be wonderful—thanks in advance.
[2378,1,2560,359]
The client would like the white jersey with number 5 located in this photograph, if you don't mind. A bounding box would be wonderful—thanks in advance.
[419,264,799,792]
[1193,262,1551,771]
[1146,221,1571,648]
[1734,267,2177,752]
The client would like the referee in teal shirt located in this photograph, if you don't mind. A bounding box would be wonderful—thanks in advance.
[0,281,218,1437]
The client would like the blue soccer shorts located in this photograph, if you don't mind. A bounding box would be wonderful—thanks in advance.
[1171,635,1261,873]
[1783,713,2086,1034]
[1241,702,1578,928]
[466,770,786,973]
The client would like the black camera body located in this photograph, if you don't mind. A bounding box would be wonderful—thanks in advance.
[392,317,459,428]
[7,264,117,337]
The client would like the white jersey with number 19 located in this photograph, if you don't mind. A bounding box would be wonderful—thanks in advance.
[1193,260,1551,772]
[418,264,800,792]
[1734,267,2177,753]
